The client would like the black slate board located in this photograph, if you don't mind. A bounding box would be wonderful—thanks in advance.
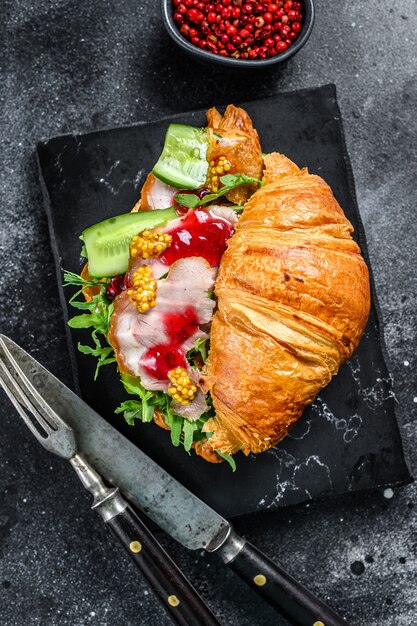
[37,85,411,518]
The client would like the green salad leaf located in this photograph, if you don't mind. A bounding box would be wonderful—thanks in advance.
[169,414,183,447]
[114,400,145,426]
[216,451,237,472]
[119,374,167,424]
[187,337,209,364]
[64,270,115,379]
[116,373,214,453]
[175,173,263,209]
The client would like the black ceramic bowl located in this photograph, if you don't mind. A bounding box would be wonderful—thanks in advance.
[161,0,315,69]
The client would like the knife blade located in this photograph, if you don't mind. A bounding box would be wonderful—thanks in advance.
[2,334,351,626]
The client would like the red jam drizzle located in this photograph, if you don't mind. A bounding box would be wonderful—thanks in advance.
[160,208,233,267]
[140,306,199,380]
[141,344,187,380]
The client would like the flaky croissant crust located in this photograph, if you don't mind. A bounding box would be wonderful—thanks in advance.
[203,153,371,456]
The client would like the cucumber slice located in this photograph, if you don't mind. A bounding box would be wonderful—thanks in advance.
[153,124,209,190]
[82,207,177,277]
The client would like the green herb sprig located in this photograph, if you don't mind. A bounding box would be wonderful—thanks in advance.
[175,173,263,209]
[63,271,115,379]
[216,451,237,472]
[115,374,213,453]
[187,337,209,364]
[203,429,237,472]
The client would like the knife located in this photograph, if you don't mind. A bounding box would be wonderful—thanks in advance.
[0,334,351,626]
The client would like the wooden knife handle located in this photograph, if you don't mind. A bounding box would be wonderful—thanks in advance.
[220,534,351,626]
[106,505,220,626]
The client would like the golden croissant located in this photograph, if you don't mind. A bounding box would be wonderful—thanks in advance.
[202,152,371,456]
[73,105,370,464]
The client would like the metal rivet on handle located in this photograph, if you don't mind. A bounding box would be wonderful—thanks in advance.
[129,541,142,553]
[253,574,267,586]
[168,595,180,607]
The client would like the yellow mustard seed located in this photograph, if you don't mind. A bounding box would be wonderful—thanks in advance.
[130,231,172,260]
[206,155,232,192]
[167,367,197,404]
[128,266,157,314]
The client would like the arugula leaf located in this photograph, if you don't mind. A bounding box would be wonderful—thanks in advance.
[118,372,215,452]
[169,415,183,447]
[68,293,114,337]
[121,374,149,398]
[67,299,98,311]
[161,400,183,448]
[174,194,200,209]
[68,314,97,329]
[194,338,209,361]
[219,173,258,187]
[183,420,198,452]
[216,451,237,472]
[115,400,144,425]
[187,337,209,365]
[175,173,263,208]
[120,374,165,424]
[77,344,114,360]
[63,270,104,289]
[64,270,114,379]
[77,343,116,380]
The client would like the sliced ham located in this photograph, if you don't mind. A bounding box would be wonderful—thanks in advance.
[208,205,239,225]
[141,173,178,210]
[108,291,149,380]
[171,388,209,420]
[109,257,215,395]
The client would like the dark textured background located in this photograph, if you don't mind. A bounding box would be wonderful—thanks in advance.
[1,1,416,625]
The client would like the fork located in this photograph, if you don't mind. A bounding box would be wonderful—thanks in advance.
[0,336,220,626]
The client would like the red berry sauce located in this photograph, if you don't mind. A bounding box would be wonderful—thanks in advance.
[160,208,234,267]
[141,306,199,379]
[172,0,304,60]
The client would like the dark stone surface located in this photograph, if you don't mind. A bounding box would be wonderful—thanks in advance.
[0,1,416,625]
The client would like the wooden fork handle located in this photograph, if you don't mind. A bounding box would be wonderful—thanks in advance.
[70,453,220,626]
[106,504,220,626]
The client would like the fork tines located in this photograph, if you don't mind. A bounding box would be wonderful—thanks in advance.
[0,336,76,458]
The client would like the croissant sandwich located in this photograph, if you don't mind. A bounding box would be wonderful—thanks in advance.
[66,105,370,467]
